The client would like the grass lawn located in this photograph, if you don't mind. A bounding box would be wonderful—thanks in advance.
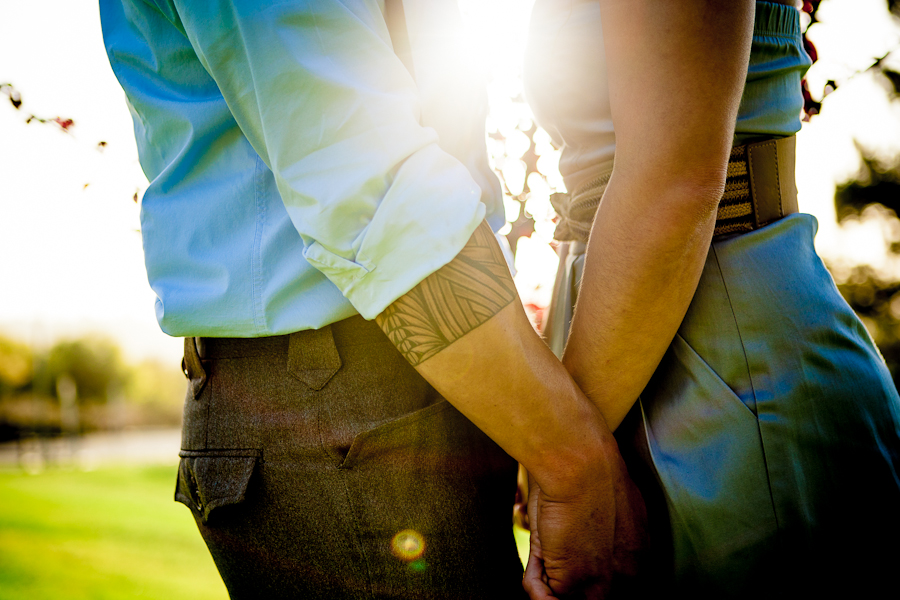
[0,464,227,600]
[0,463,532,599]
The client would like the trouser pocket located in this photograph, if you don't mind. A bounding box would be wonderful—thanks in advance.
[640,333,778,592]
[175,449,262,525]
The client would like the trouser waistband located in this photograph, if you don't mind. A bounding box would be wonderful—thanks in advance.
[182,315,385,398]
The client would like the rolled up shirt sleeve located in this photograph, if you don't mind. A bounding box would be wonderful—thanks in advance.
[170,0,487,319]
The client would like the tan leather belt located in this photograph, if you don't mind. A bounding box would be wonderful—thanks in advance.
[550,135,799,243]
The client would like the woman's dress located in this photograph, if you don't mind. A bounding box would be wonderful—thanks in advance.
[526,2,900,596]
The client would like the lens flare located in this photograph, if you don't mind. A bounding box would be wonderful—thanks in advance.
[408,558,428,573]
[390,529,426,561]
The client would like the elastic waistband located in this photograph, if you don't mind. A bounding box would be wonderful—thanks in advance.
[551,136,798,244]
[715,135,798,237]
[754,1,802,41]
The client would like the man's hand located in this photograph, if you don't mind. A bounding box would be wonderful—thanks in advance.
[524,448,647,599]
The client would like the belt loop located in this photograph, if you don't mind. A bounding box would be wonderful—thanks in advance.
[182,337,208,399]
[288,325,342,391]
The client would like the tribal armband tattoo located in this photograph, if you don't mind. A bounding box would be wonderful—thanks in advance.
[376,220,518,366]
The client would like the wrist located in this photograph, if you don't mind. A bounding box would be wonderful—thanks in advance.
[526,401,622,501]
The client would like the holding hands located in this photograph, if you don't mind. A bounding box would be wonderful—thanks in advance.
[521,441,647,599]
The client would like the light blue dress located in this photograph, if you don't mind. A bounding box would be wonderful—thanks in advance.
[526,2,900,596]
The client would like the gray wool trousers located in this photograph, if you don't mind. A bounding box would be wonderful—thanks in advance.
[177,315,526,599]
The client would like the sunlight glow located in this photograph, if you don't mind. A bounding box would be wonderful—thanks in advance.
[390,529,426,562]
[1,0,900,359]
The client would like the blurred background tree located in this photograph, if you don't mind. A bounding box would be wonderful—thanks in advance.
[0,333,184,442]
[38,337,125,402]
[811,0,900,381]
[832,151,900,381]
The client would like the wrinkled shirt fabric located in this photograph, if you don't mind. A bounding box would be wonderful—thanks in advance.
[101,0,503,337]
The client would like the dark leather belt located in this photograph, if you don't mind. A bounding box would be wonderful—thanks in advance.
[550,135,799,243]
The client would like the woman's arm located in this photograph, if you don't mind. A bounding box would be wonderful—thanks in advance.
[562,0,756,430]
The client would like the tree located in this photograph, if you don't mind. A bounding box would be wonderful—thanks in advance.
[0,335,32,394]
[36,337,127,404]
[818,1,900,383]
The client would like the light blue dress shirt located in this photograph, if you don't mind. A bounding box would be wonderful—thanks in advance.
[100,0,504,337]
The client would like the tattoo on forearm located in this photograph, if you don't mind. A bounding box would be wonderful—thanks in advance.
[377,221,518,366]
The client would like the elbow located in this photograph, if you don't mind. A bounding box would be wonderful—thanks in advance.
[664,158,729,204]
[646,173,726,231]
[616,151,729,222]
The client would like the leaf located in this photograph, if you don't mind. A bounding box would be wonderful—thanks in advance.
[802,1,822,24]
[801,80,821,121]
[881,69,900,96]
[803,37,818,63]
[53,117,74,131]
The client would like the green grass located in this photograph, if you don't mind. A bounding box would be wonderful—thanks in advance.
[0,464,532,599]
[0,465,227,600]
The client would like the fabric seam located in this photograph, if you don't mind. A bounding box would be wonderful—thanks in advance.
[711,243,781,532]
[251,154,268,335]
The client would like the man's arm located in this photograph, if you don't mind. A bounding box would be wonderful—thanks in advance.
[562,0,756,430]
[378,220,645,598]
[377,221,597,472]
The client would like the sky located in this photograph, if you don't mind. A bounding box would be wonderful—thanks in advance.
[1,0,899,364]
[0,0,173,361]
